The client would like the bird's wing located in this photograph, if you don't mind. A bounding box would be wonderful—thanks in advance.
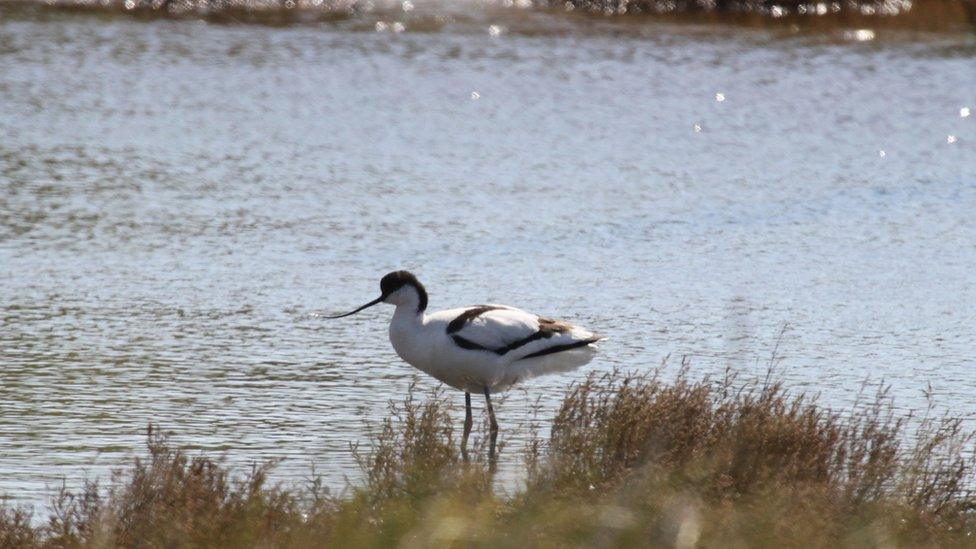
[445,305,599,360]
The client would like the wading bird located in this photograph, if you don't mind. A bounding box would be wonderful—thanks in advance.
[327,271,604,463]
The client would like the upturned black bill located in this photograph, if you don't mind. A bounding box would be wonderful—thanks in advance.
[325,296,384,319]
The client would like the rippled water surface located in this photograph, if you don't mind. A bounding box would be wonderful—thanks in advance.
[2,5,975,506]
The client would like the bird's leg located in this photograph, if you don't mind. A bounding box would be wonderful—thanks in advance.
[461,392,472,462]
[483,387,498,470]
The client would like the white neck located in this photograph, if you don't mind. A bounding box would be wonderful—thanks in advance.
[391,301,425,327]
[388,302,427,367]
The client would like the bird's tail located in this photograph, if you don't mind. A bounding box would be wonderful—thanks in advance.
[506,337,602,381]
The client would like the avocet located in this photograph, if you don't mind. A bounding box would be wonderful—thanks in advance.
[327,271,604,462]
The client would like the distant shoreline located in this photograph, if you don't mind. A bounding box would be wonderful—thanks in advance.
[2,0,973,33]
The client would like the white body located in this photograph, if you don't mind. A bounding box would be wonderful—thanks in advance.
[384,286,603,393]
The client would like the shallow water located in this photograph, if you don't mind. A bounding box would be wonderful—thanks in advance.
[1,4,975,507]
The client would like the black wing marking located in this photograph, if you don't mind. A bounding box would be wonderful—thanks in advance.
[521,337,603,359]
[446,306,504,334]
[451,334,494,352]
[494,318,570,354]
[449,312,582,356]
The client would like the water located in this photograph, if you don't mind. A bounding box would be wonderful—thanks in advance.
[2,3,975,508]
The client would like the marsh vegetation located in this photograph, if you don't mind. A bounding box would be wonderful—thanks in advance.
[3,368,975,547]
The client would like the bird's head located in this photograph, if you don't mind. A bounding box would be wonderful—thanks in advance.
[326,270,428,318]
[379,271,428,309]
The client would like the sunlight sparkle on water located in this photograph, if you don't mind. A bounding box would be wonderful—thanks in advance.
[402,0,414,11]
[847,29,876,41]
[947,135,957,144]
[489,25,505,37]
[4,8,976,513]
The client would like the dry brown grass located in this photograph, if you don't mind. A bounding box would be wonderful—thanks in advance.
[521,364,976,546]
[2,367,975,548]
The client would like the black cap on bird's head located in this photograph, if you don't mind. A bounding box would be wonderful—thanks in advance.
[380,270,422,298]
[326,270,428,318]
